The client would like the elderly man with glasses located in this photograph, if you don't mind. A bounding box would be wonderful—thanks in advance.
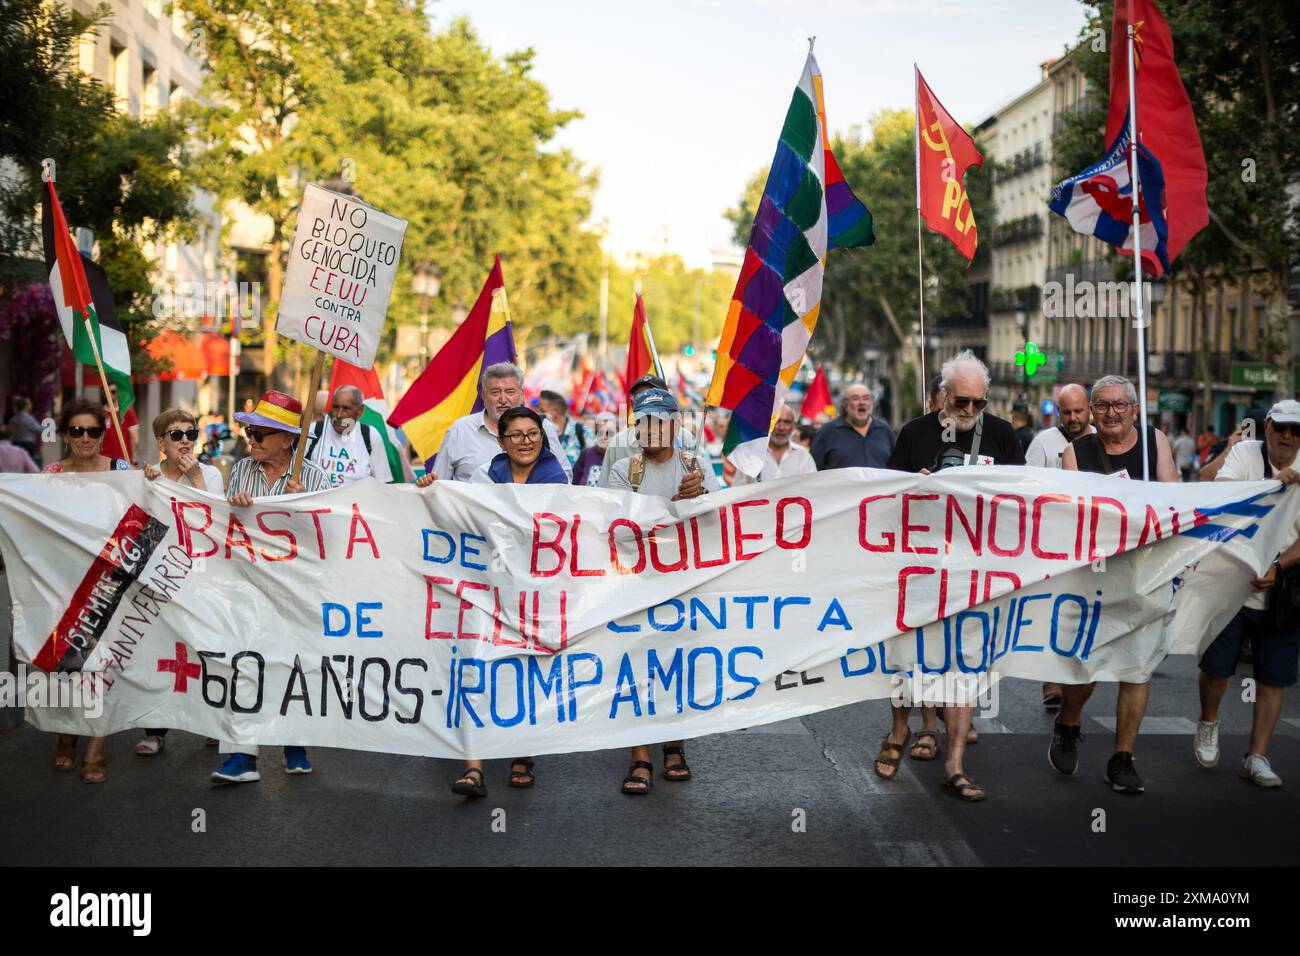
[210,390,329,784]
[1055,375,1178,794]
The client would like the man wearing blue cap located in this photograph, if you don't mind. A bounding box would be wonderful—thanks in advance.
[607,387,717,794]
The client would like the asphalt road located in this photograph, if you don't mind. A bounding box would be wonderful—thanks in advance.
[2,655,1297,866]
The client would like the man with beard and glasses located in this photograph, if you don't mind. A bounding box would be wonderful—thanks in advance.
[1055,375,1178,794]
[810,383,894,471]
[305,385,395,487]
[872,351,1023,803]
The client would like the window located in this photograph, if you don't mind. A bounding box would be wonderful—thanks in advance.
[110,41,128,112]
[143,63,158,116]
[77,34,96,76]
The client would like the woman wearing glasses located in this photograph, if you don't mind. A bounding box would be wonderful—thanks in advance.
[43,400,131,783]
[446,406,567,798]
[135,409,226,756]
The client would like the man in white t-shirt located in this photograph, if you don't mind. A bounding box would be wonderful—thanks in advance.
[606,386,716,796]
[728,404,816,485]
[305,385,394,487]
[1024,382,1093,711]
[1025,383,1094,468]
[1194,400,1300,787]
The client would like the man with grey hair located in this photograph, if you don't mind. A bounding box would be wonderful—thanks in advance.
[1056,373,1177,794]
[810,383,894,470]
[730,404,817,484]
[423,362,571,483]
[305,384,395,486]
[872,350,1023,803]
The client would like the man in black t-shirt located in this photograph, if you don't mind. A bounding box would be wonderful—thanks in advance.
[874,351,1018,802]
[1055,375,1178,795]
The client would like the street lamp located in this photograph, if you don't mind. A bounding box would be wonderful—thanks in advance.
[1015,295,1029,404]
[412,262,441,361]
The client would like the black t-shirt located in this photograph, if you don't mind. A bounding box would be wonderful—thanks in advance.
[887,411,1026,474]
[1072,427,1158,479]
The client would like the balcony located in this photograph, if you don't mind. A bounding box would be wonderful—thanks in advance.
[991,214,1045,248]
[989,285,1041,314]
[992,142,1046,184]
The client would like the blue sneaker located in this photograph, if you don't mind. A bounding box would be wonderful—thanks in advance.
[284,747,313,775]
[211,753,260,784]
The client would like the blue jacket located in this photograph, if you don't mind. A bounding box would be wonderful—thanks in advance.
[486,446,570,485]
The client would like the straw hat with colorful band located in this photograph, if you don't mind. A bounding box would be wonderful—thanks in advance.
[234,390,304,434]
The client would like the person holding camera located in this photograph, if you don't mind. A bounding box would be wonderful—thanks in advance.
[871,351,1022,802]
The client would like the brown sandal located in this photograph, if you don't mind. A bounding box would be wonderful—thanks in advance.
[873,736,908,780]
[941,772,986,802]
[80,760,106,784]
[909,729,940,761]
[53,736,77,772]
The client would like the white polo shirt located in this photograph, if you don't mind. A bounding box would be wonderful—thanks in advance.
[1025,424,1095,468]
[727,436,816,485]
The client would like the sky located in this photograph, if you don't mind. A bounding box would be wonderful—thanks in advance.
[435,0,1093,269]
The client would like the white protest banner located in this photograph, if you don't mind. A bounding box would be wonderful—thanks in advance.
[0,468,1294,759]
[275,183,407,369]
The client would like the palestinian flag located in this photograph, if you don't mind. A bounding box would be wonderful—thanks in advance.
[42,179,133,409]
[330,359,407,482]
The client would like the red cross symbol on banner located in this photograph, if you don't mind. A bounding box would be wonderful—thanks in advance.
[157,642,201,693]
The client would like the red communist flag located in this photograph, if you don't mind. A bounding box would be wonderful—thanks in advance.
[799,365,835,420]
[916,67,983,262]
[623,293,656,402]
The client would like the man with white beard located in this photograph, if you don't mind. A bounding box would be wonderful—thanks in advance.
[305,385,394,486]
[728,404,816,485]
[872,350,1024,803]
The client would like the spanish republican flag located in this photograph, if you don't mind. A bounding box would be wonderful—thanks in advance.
[42,178,134,408]
[799,365,835,420]
[623,293,661,402]
[388,256,514,461]
[330,359,406,481]
[916,67,983,262]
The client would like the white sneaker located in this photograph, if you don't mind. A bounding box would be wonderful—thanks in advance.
[1240,753,1282,788]
[1194,720,1219,768]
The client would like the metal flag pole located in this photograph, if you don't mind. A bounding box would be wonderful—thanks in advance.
[1125,15,1151,481]
[914,63,928,410]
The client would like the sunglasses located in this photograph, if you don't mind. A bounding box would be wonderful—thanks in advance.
[1272,422,1300,438]
[66,425,105,439]
[164,428,200,442]
[245,427,282,442]
[951,397,989,411]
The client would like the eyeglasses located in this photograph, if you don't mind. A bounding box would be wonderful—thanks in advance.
[1271,422,1300,438]
[1091,401,1134,415]
[951,397,989,411]
[501,430,542,444]
[165,428,200,442]
[245,428,281,442]
[66,425,104,439]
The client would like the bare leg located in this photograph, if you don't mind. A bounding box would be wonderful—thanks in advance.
[1059,682,1096,727]
[942,704,973,779]
[1198,671,1230,723]
[624,744,652,792]
[1114,682,1148,754]
[81,735,106,783]
[1248,685,1284,758]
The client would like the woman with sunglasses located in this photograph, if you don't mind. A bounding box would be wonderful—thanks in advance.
[135,408,226,756]
[446,406,567,799]
[42,400,131,783]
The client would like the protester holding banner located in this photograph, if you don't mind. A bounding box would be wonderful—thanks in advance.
[810,384,895,471]
[599,374,715,487]
[136,408,225,756]
[1194,401,1300,787]
[421,363,571,484]
[211,390,327,783]
[1057,375,1178,794]
[304,385,395,487]
[445,405,569,798]
[729,404,816,485]
[609,387,717,793]
[42,400,131,476]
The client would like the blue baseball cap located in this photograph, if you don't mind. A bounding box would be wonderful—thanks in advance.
[632,387,680,421]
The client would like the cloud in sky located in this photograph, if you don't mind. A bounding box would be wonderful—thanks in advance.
[436,0,1091,268]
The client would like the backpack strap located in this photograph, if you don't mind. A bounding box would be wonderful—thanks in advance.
[629,451,646,492]
[1261,441,1274,479]
[360,422,373,454]
[306,419,324,459]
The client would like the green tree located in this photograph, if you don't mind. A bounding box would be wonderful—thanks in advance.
[725,111,992,421]
[0,0,196,377]
[1056,0,1300,403]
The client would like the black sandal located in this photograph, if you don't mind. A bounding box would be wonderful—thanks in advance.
[941,772,986,802]
[508,758,536,789]
[621,760,653,795]
[451,766,486,798]
[662,744,691,782]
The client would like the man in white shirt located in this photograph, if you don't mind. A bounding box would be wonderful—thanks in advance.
[305,386,395,487]
[728,404,816,485]
[422,362,571,483]
[1024,382,1093,711]
[1025,383,1094,468]
[1194,400,1300,787]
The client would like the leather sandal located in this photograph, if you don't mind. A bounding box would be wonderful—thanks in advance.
[621,760,653,795]
[941,772,986,802]
[80,760,106,785]
[909,729,940,761]
[451,766,486,798]
[508,758,536,788]
[662,744,691,782]
[874,736,909,780]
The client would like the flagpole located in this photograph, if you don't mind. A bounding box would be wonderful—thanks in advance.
[641,297,665,380]
[290,350,328,484]
[1125,16,1151,481]
[914,63,928,411]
